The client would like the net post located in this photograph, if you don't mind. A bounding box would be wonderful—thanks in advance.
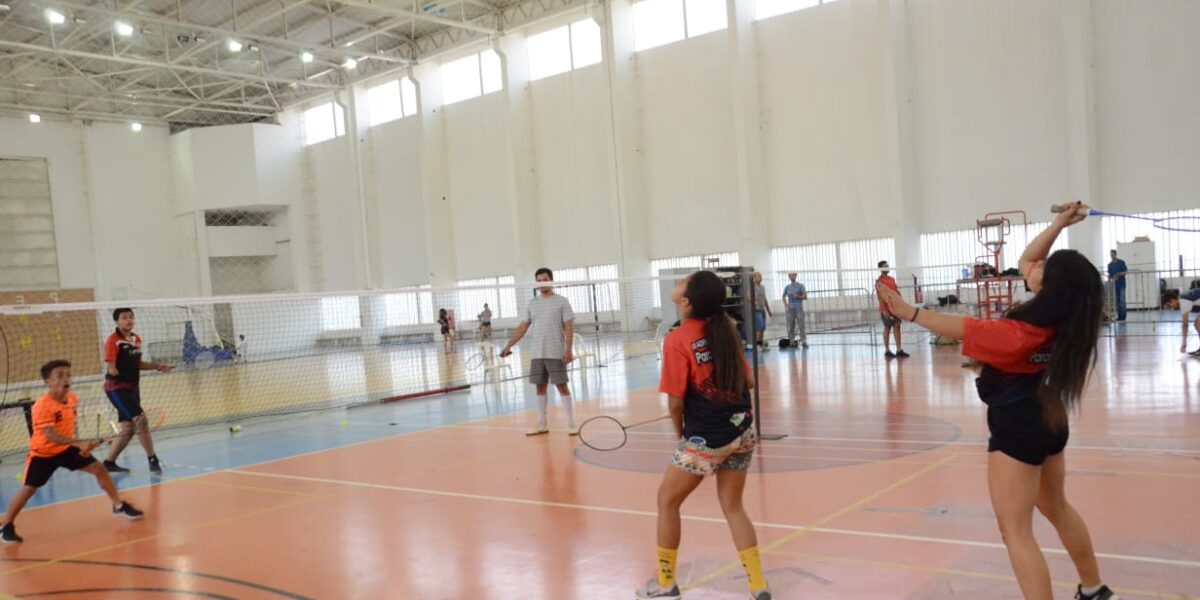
[743,267,785,441]
[589,282,603,368]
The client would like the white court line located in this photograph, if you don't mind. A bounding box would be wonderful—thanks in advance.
[228,469,1200,570]
[453,424,1200,455]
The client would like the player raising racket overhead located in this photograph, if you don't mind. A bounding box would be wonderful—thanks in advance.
[877,202,1120,600]
[636,270,770,600]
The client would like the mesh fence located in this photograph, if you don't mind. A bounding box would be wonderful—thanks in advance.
[0,276,679,457]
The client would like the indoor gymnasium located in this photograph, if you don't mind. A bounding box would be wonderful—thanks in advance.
[0,0,1197,598]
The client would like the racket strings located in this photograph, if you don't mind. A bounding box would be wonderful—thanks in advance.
[577,415,628,451]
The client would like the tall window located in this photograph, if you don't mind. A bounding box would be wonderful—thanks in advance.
[770,238,894,298]
[1101,209,1200,273]
[383,285,437,326]
[755,0,840,23]
[527,18,604,82]
[839,238,896,295]
[442,49,503,106]
[920,223,1067,285]
[770,243,837,299]
[651,252,739,306]
[366,77,419,126]
[320,296,361,331]
[303,102,345,146]
[455,276,519,322]
[632,0,727,53]
[552,264,621,312]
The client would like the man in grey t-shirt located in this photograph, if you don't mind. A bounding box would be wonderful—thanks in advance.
[501,268,577,436]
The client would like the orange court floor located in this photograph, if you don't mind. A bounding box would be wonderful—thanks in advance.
[0,333,1196,599]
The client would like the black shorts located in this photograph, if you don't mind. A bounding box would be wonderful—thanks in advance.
[440,326,451,335]
[106,388,145,422]
[987,398,1069,466]
[880,313,901,327]
[24,447,96,488]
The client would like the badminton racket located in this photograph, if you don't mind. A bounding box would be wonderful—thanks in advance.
[465,352,487,370]
[577,414,672,451]
[1051,206,1200,232]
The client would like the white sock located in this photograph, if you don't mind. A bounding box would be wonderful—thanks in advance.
[537,395,548,426]
[561,393,575,428]
[1080,584,1103,597]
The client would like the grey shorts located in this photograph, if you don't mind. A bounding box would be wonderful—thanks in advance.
[529,359,568,385]
[880,313,901,327]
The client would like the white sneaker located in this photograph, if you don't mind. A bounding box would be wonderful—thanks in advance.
[567,426,579,436]
[525,426,549,436]
[635,578,681,599]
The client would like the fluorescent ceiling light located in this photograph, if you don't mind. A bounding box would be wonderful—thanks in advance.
[115,21,134,36]
[227,39,243,52]
[45,8,66,24]
[300,51,314,63]
[130,122,143,132]
[28,114,41,123]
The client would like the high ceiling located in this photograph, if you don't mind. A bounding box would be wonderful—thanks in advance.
[0,0,586,129]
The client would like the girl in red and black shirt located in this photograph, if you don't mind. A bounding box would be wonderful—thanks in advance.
[877,202,1119,600]
[636,271,770,600]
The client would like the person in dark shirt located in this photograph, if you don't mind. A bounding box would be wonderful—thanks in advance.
[103,308,173,475]
[877,202,1120,600]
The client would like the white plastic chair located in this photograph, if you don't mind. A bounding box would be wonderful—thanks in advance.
[478,341,513,384]
[573,333,598,374]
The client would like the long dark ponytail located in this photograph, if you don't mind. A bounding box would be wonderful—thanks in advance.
[684,271,746,397]
[1007,250,1103,429]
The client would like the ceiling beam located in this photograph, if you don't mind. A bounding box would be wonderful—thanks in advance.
[46,0,411,65]
[0,85,277,117]
[332,0,496,35]
[0,39,340,88]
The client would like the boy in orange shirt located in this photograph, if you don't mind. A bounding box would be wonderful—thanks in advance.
[0,360,144,544]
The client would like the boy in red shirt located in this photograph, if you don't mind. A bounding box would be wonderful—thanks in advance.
[103,308,172,475]
[0,360,144,544]
[875,261,908,359]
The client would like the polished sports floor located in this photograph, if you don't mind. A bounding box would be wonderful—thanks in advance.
[0,327,1196,599]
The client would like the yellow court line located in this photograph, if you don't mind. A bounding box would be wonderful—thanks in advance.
[681,452,959,591]
[769,551,1196,600]
[1,494,325,576]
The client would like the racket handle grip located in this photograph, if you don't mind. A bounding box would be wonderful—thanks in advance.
[1050,205,1095,216]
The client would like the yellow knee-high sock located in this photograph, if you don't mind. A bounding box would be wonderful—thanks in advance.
[739,546,767,591]
[656,547,678,587]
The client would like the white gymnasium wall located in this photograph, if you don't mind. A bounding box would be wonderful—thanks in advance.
[361,114,429,288]
[528,62,621,267]
[82,122,188,298]
[0,117,188,298]
[635,33,741,259]
[908,0,1073,232]
[442,93,521,278]
[303,129,368,292]
[1093,0,1200,214]
[0,118,93,290]
[758,0,898,245]
[9,0,1199,303]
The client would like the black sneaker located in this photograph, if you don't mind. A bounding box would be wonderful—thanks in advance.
[148,456,162,475]
[0,523,22,544]
[884,351,896,359]
[1075,585,1120,600]
[113,502,144,520]
[104,460,130,474]
[896,350,910,358]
